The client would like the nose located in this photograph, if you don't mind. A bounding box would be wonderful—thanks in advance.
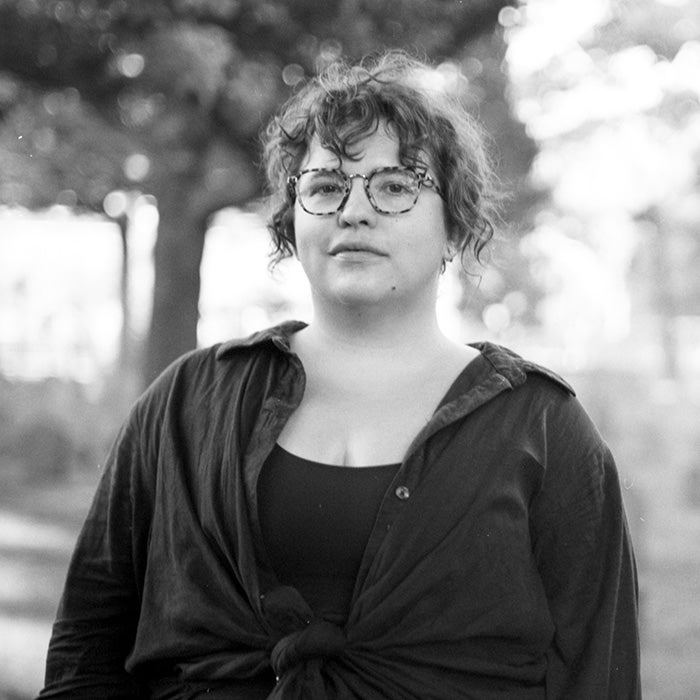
[338,175,376,227]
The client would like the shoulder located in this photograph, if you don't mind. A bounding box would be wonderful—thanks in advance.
[215,319,307,360]
[469,341,607,451]
[135,320,308,417]
[470,341,575,397]
[153,320,307,385]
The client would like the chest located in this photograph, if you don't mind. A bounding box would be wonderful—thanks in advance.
[277,358,468,466]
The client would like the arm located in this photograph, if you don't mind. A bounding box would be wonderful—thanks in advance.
[531,402,641,699]
[39,408,153,698]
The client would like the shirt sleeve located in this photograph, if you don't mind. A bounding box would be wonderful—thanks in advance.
[530,397,641,699]
[39,403,154,698]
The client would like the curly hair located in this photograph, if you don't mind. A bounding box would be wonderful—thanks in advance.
[261,50,499,268]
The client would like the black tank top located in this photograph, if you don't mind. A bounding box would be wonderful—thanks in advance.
[258,444,400,625]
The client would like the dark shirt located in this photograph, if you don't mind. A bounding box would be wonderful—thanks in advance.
[258,444,400,625]
[39,321,641,699]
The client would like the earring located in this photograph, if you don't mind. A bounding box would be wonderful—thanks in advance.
[442,246,456,270]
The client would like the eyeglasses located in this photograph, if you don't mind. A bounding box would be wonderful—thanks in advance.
[287,166,444,216]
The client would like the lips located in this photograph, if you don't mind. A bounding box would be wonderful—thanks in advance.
[329,242,387,256]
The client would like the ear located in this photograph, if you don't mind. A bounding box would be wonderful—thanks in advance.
[443,239,457,263]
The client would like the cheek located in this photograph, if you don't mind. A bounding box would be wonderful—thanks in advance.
[413,214,450,258]
[292,219,327,266]
[291,212,311,252]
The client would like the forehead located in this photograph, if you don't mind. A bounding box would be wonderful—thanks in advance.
[301,123,401,170]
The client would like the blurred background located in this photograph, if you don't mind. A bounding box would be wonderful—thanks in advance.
[1,0,699,697]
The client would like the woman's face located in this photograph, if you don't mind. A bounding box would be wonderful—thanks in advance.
[292,124,451,313]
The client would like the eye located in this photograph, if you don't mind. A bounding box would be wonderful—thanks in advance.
[300,171,345,198]
[373,171,419,197]
[313,182,343,196]
[384,180,412,195]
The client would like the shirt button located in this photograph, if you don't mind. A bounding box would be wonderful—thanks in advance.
[395,485,410,500]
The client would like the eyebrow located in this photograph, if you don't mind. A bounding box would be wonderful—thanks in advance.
[302,164,424,175]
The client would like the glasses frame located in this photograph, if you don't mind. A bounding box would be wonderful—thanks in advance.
[287,166,445,216]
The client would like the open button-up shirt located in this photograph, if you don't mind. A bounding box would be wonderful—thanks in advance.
[40,321,641,699]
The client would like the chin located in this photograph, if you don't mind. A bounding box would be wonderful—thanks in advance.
[319,280,398,308]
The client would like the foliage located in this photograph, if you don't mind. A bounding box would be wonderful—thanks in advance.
[0,0,516,210]
[0,0,522,383]
[0,371,135,481]
[0,79,137,208]
[501,0,700,367]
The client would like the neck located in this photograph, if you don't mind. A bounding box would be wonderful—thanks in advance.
[301,295,450,359]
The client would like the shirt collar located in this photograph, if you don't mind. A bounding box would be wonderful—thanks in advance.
[215,323,574,396]
[215,320,308,360]
[471,341,575,396]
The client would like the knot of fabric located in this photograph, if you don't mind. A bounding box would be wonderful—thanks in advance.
[261,585,314,635]
[270,617,347,678]
[261,585,347,679]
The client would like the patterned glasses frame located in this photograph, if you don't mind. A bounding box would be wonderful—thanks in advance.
[287,166,445,216]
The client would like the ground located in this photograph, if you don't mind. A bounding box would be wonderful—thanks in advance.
[0,466,98,700]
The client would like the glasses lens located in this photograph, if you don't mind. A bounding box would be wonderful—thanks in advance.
[369,169,421,213]
[297,170,346,214]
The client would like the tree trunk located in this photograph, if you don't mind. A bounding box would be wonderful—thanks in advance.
[143,183,207,386]
[141,131,260,387]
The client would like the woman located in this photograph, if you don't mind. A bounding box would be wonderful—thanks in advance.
[40,52,641,698]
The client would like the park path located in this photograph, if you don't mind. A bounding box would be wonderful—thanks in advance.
[0,468,97,700]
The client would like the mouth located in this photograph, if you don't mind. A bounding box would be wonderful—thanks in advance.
[329,243,387,257]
